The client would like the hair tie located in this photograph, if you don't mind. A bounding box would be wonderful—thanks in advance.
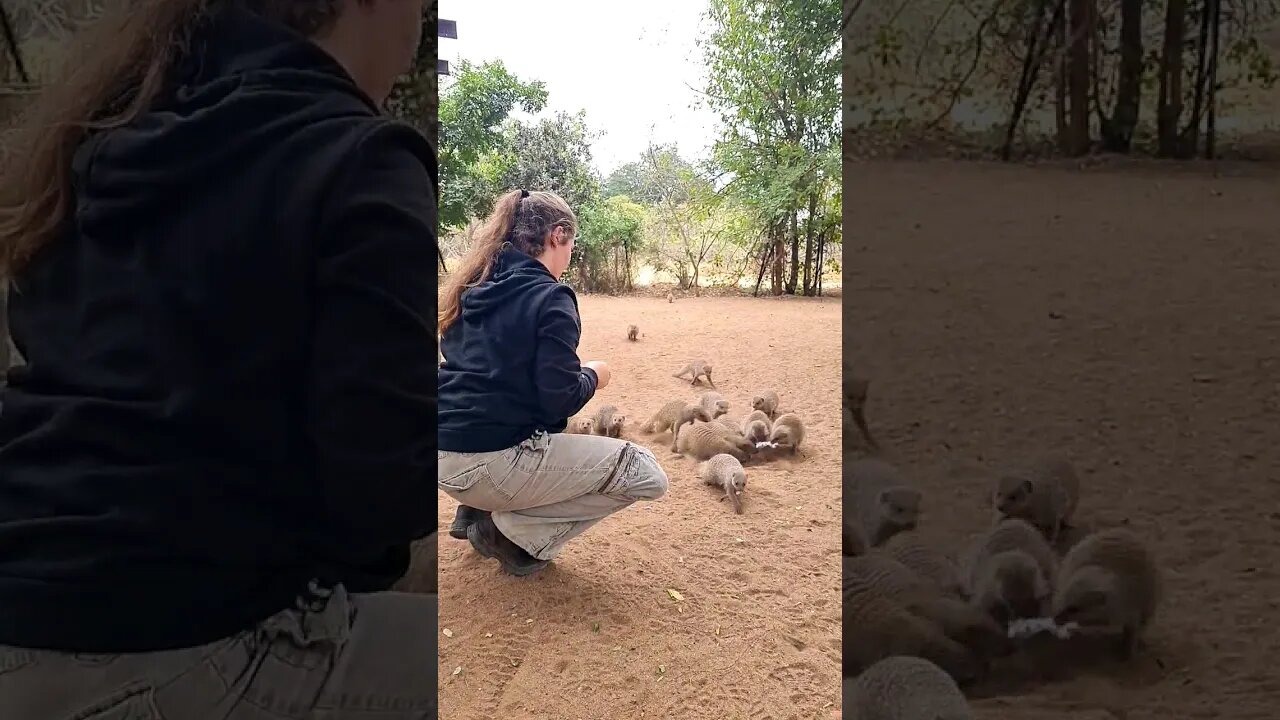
[519,189,529,199]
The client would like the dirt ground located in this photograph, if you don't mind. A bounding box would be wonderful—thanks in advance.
[846,160,1280,719]
[437,294,843,719]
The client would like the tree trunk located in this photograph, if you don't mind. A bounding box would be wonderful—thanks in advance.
[1066,0,1092,155]
[1185,0,1211,156]
[802,192,817,296]
[1002,0,1067,161]
[814,230,826,297]
[1157,0,1187,157]
[1205,0,1220,158]
[1103,0,1143,152]
[753,240,772,297]
[786,212,799,295]
[771,221,784,296]
[1055,15,1069,153]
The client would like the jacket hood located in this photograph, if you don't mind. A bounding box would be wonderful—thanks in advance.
[71,5,377,224]
[461,246,561,319]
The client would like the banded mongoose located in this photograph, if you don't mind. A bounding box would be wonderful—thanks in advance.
[627,324,639,341]
[845,372,879,450]
[676,421,749,461]
[666,290,674,303]
[750,389,780,419]
[963,518,1058,626]
[672,360,715,387]
[641,400,712,444]
[699,453,747,514]
[768,413,805,454]
[740,410,772,444]
[845,656,973,720]
[843,553,1011,662]
[713,415,740,433]
[591,404,626,438]
[842,579,983,684]
[565,416,595,434]
[845,457,922,547]
[1051,527,1161,659]
[702,419,756,456]
[993,455,1081,544]
[881,532,967,598]
[698,390,729,418]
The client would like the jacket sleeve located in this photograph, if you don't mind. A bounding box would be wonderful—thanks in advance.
[306,119,438,551]
[533,285,599,419]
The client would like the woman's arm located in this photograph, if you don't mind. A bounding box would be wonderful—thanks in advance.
[306,120,438,552]
[533,286,599,419]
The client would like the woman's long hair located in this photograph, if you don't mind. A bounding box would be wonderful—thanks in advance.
[438,189,577,336]
[0,0,341,280]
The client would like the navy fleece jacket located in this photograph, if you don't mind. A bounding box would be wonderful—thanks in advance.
[438,247,598,452]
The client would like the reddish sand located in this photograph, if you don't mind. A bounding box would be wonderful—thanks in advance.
[438,294,843,719]
[846,160,1280,719]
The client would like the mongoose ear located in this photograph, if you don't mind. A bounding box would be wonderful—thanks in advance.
[1019,479,1034,494]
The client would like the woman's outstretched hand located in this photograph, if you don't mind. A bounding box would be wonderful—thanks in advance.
[583,360,611,390]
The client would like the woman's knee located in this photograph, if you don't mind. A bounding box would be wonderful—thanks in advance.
[621,445,669,500]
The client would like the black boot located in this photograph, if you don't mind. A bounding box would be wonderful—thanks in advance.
[448,505,489,540]
[466,515,549,577]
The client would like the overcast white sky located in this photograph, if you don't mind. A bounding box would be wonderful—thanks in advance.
[436,0,722,177]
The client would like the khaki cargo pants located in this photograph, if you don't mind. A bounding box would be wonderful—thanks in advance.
[0,583,437,719]
[438,430,670,560]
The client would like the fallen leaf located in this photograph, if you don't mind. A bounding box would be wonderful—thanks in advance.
[452,666,462,676]
[665,588,685,602]
[525,618,534,624]
[715,625,720,636]
[511,659,520,667]
[442,628,454,638]
[658,664,666,674]
[592,622,601,632]
[484,632,493,638]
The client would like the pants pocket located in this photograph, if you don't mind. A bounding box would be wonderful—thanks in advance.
[437,462,491,493]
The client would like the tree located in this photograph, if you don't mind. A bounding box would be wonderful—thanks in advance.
[1101,0,1143,152]
[702,0,841,296]
[437,60,547,229]
[575,195,645,292]
[385,10,437,142]
[1157,0,1188,157]
[496,110,600,212]
[637,144,752,292]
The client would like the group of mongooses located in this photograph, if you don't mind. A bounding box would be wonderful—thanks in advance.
[566,403,628,438]
[842,450,1163,716]
[637,389,807,515]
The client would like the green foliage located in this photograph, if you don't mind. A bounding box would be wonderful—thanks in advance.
[385,10,437,142]
[573,195,646,292]
[496,110,600,211]
[701,0,841,295]
[437,60,548,229]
